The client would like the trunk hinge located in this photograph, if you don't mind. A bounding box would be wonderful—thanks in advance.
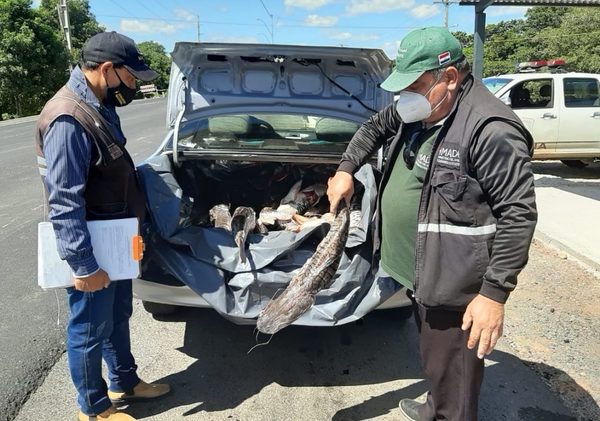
[172,77,188,167]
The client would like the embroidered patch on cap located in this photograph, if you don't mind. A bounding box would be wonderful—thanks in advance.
[438,51,451,65]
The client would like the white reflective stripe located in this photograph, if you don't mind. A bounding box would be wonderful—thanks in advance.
[418,223,497,236]
[38,167,47,176]
[37,156,47,166]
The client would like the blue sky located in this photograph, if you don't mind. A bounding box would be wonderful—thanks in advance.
[44,0,530,59]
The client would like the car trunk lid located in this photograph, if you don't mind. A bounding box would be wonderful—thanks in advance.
[166,42,393,134]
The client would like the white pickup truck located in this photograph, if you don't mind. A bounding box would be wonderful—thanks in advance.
[484,70,600,167]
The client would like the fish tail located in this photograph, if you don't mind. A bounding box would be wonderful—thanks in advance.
[235,231,247,263]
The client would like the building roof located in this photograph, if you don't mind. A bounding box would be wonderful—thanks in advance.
[459,0,600,5]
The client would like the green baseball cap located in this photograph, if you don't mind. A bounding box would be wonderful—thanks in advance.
[380,27,464,92]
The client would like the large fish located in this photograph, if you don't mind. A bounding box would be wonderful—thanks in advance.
[256,203,349,334]
[209,204,232,230]
[231,206,256,263]
[280,180,327,215]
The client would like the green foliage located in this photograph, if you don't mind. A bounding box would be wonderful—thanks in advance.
[452,30,474,64]
[525,6,568,33]
[0,0,170,117]
[541,8,600,73]
[478,6,598,76]
[137,41,171,92]
[0,0,69,117]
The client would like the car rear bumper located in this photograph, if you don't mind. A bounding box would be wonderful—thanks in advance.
[133,278,412,311]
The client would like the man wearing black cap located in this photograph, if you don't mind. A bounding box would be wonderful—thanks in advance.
[35,31,169,421]
[328,27,537,420]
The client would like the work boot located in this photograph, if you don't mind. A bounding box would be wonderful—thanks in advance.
[398,398,421,421]
[108,380,170,404]
[77,406,136,420]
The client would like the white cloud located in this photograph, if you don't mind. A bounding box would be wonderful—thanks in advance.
[331,32,353,40]
[284,0,332,10]
[382,40,401,59]
[305,14,338,27]
[120,19,182,34]
[410,4,440,19]
[174,8,196,22]
[486,6,530,17]
[32,0,41,7]
[346,0,415,15]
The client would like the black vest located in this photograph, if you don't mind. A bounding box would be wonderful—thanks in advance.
[35,86,146,222]
[377,75,533,308]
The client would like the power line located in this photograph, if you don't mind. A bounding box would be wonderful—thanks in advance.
[433,0,459,28]
[480,29,600,46]
[96,14,424,30]
[166,0,194,14]
[149,0,174,16]
[97,14,190,23]
[132,0,166,21]
[258,0,274,43]
[107,0,137,17]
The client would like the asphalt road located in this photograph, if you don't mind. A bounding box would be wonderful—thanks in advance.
[2,98,599,420]
[0,97,168,421]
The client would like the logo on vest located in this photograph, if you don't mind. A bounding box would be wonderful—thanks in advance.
[415,151,431,171]
[436,145,460,168]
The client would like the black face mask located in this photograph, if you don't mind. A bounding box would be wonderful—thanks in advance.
[104,68,136,107]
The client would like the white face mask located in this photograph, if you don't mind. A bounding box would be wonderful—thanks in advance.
[395,74,447,123]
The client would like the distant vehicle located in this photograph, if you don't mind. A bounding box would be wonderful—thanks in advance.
[484,60,600,168]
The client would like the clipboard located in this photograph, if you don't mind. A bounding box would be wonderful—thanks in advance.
[37,217,144,289]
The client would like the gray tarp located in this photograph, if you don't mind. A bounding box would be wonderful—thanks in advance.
[137,155,401,325]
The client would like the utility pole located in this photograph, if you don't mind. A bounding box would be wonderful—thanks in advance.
[258,0,274,43]
[57,0,72,52]
[433,0,458,28]
[196,15,201,42]
[57,0,73,71]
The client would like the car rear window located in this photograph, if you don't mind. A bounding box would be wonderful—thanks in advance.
[483,77,513,94]
[179,113,360,153]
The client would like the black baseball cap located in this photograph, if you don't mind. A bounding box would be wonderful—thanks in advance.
[81,31,158,81]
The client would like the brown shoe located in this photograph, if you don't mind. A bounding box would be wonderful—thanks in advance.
[108,380,170,404]
[77,406,136,420]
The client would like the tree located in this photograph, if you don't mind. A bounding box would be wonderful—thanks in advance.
[524,6,569,33]
[481,20,533,76]
[452,30,474,65]
[137,41,171,92]
[452,31,473,50]
[0,0,69,117]
[542,8,600,73]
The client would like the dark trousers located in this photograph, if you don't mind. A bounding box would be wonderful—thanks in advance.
[413,302,484,421]
[67,280,140,415]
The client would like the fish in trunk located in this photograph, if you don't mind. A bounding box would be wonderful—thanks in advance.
[231,206,256,263]
[209,204,232,230]
[256,204,349,334]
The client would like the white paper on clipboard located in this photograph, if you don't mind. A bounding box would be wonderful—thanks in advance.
[37,217,140,289]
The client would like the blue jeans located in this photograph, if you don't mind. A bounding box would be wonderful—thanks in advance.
[67,279,140,415]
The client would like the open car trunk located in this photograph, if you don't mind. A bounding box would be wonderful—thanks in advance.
[137,155,401,325]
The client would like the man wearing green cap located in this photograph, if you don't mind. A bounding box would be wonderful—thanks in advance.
[327,27,537,420]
